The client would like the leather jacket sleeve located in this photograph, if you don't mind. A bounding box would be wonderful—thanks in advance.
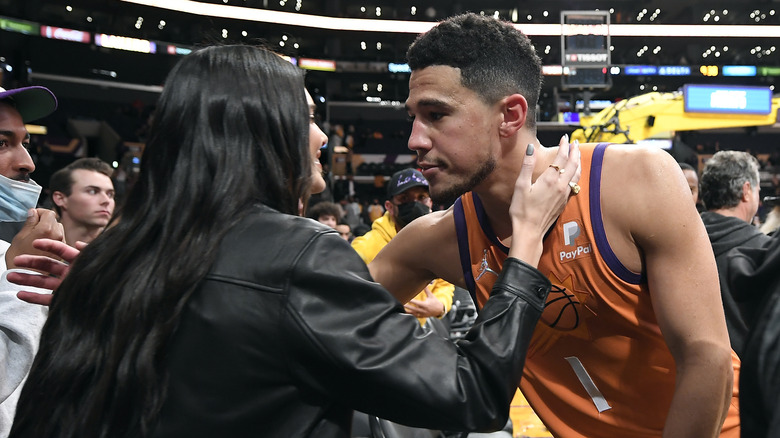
[282,232,550,432]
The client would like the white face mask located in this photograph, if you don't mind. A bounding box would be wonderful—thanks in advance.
[0,174,41,222]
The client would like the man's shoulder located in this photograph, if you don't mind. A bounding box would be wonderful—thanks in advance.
[395,207,457,247]
[596,143,697,266]
[603,142,668,162]
[419,206,455,228]
[599,144,678,193]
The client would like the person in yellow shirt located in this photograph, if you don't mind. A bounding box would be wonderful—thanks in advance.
[352,168,453,326]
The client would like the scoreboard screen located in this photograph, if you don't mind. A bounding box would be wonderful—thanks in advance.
[683,84,772,115]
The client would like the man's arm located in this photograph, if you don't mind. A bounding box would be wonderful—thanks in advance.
[369,209,463,304]
[606,146,732,438]
[0,287,48,403]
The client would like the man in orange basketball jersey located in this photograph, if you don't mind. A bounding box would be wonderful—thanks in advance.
[368,13,739,438]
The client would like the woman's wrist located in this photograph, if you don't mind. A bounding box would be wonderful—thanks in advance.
[507,231,544,268]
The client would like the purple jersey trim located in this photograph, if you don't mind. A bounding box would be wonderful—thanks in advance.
[590,143,643,284]
[453,197,478,300]
[472,193,510,254]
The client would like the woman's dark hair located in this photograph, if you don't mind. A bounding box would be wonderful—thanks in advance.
[10,45,311,437]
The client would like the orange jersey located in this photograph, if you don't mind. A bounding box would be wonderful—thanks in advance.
[453,143,740,438]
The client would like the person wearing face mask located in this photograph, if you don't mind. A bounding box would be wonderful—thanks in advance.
[0,85,60,437]
[352,168,454,325]
[349,168,457,437]
[0,86,58,244]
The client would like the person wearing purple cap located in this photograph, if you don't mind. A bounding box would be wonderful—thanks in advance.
[0,85,60,437]
[0,85,62,267]
[0,86,56,225]
[0,87,58,124]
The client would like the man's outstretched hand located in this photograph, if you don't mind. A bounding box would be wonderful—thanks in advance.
[10,238,84,306]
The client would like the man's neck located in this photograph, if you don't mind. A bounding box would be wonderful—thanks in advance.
[709,206,752,224]
[470,137,558,241]
[61,218,104,246]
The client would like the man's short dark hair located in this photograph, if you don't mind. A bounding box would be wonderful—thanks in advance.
[307,201,342,221]
[700,151,760,210]
[406,13,542,129]
[49,157,114,215]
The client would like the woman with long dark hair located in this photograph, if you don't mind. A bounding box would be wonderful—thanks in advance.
[9,45,580,437]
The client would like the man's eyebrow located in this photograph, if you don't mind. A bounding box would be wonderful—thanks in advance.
[405,98,452,112]
[0,130,29,140]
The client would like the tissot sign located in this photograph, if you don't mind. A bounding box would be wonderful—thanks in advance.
[565,53,609,64]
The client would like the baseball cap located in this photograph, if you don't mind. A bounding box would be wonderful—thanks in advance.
[0,86,58,123]
[387,168,428,198]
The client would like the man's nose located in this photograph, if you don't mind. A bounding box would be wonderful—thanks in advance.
[12,145,36,176]
[407,120,430,152]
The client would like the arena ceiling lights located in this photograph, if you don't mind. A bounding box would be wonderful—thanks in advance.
[121,0,780,38]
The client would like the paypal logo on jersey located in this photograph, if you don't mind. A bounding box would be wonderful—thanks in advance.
[559,220,592,262]
[563,221,580,246]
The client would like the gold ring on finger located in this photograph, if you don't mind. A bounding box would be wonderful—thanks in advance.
[569,181,580,194]
[549,164,565,174]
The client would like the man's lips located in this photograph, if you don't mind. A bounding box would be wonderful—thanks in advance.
[417,161,441,175]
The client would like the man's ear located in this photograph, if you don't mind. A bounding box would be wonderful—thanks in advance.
[384,199,394,213]
[499,94,529,138]
[52,191,67,209]
[741,181,753,202]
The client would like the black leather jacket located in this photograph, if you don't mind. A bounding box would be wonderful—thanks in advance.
[151,205,551,437]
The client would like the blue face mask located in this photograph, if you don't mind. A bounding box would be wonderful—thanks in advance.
[0,174,41,222]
